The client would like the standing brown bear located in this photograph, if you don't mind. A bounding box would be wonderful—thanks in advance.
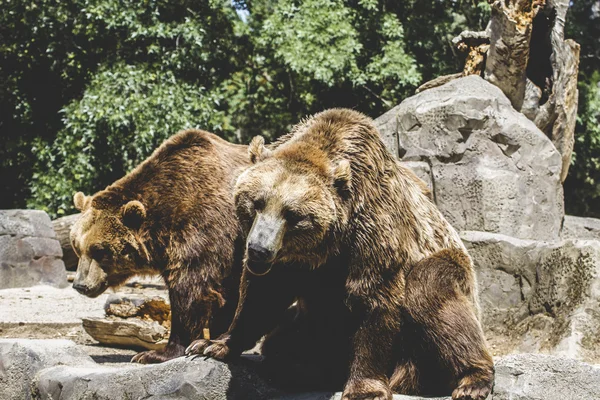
[70,129,250,363]
[186,109,494,399]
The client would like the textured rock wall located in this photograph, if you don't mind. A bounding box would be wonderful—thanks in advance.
[462,231,600,362]
[1,339,599,400]
[562,216,600,241]
[376,75,564,241]
[0,210,67,289]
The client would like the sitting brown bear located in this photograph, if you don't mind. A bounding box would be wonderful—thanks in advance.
[70,129,250,363]
[186,109,494,399]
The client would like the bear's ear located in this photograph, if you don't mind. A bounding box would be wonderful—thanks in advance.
[248,136,272,164]
[73,192,91,211]
[121,200,146,230]
[331,159,352,194]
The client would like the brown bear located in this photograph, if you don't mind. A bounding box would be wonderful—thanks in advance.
[70,129,250,364]
[186,109,494,400]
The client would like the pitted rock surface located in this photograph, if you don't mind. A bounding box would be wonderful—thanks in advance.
[462,231,600,362]
[2,339,600,400]
[376,76,564,241]
[562,215,600,240]
[0,210,67,289]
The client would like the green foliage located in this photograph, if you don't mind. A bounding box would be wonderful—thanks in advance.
[0,0,597,218]
[28,64,228,214]
[564,0,600,218]
[260,0,362,86]
[565,74,600,218]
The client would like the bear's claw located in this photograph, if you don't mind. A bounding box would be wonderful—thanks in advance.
[342,378,393,400]
[452,374,493,400]
[131,344,185,364]
[185,339,211,356]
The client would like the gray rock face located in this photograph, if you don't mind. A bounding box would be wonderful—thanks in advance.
[562,215,600,240]
[0,339,96,400]
[493,353,600,400]
[462,231,600,362]
[2,339,600,400]
[36,356,281,400]
[375,76,564,241]
[400,161,433,191]
[51,213,81,271]
[0,210,67,289]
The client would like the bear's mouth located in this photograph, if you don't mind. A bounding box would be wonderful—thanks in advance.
[245,259,273,276]
[73,280,109,298]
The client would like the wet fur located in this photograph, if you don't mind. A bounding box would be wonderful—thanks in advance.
[187,109,494,399]
[71,130,250,363]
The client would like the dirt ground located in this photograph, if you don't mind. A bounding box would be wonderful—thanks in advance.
[0,275,168,366]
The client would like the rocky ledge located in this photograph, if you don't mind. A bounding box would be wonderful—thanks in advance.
[1,339,599,400]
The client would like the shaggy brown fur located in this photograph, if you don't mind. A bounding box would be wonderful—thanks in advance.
[185,109,494,399]
[70,129,250,363]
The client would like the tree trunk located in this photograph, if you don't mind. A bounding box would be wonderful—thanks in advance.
[484,0,545,111]
[437,0,581,182]
[522,0,580,182]
[52,213,81,271]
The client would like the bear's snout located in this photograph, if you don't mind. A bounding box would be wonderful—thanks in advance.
[247,242,274,263]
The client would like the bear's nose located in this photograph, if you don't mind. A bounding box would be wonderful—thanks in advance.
[247,242,273,263]
[72,282,90,294]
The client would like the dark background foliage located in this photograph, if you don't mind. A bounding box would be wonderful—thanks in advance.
[0,0,597,217]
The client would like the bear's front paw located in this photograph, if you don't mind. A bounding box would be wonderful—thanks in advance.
[203,340,233,360]
[185,339,212,356]
[452,371,493,400]
[131,344,185,364]
[342,378,393,400]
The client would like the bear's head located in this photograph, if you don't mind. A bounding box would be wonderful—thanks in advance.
[234,136,351,275]
[70,190,151,297]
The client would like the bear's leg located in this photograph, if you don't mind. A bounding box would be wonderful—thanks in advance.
[131,277,204,364]
[404,249,494,400]
[186,267,297,360]
[341,306,399,400]
[389,336,421,396]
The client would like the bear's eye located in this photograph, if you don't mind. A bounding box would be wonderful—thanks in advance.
[120,243,135,256]
[253,198,265,212]
[284,209,304,226]
[89,244,110,262]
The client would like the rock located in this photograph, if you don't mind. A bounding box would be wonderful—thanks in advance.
[2,338,600,400]
[562,215,600,240]
[82,294,172,351]
[400,161,433,191]
[104,294,170,323]
[375,76,564,241]
[82,317,169,351]
[0,210,67,289]
[36,356,282,400]
[492,353,600,400]
[0,210,56,238]
[0,339,95,400]
[51,213,81,271]
[462,231,600,362]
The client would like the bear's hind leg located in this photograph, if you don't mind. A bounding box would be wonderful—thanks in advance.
[404,249,494,400]
[389,359,420,395]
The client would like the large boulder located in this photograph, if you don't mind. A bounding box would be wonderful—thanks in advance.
[36,356,282,400]
[462,231,600,362]
[492,353,600,400]
[0,339,96,400]
[51,213,81,271]
[2,339,600,400]
[376,76,564,241]
[0,210,67,289]
[562,215,600,241]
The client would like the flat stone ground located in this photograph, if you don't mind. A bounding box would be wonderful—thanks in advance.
[0,275,511,368]
[0,276,168,367]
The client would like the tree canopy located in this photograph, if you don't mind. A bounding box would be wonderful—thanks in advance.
[0,0,597,217]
